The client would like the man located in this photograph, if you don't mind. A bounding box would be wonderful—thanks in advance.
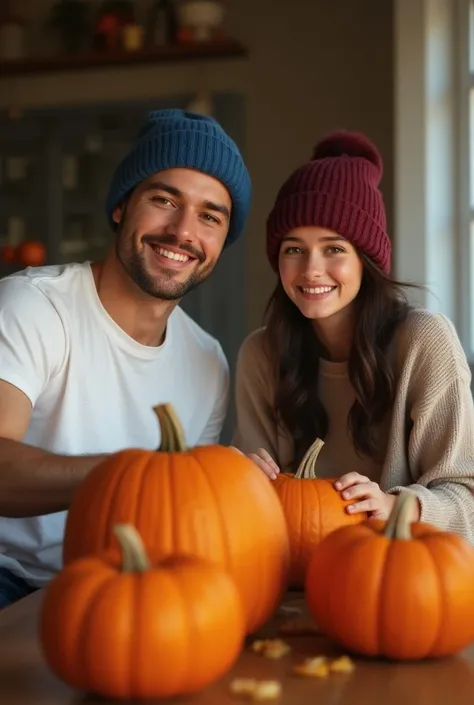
[0,108,252,606]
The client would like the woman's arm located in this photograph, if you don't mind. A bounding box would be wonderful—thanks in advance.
[387,312,474,541]
[388,375,474,540]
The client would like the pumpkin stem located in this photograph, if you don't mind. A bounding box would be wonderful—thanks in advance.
[383,492,418,540]
[113,524,151,572]
[153,403,188,452]
[294,438,325,479]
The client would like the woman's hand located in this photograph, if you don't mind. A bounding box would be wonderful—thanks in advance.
[228,446,281,480]
[249,448,281,479]
[335,472,396,519]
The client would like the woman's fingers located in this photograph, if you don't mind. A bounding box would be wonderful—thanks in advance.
[256,448,280,473]
[248,450,280,480]
[335,472,371,491]
[346,497,380,514]
[341,480,379,500]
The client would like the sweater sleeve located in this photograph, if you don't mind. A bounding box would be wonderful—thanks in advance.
[387,313,474,541]
[231,329,280,460]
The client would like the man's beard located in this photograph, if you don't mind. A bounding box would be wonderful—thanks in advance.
[116,227,215,301]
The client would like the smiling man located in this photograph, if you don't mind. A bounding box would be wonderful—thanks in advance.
[0,109,252,607]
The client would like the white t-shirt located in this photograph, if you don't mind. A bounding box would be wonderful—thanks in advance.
[0,262,229,586]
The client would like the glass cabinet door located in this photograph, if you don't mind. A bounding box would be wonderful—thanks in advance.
[0,118,47,276]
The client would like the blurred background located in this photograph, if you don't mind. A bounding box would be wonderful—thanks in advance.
[0,0,471,439]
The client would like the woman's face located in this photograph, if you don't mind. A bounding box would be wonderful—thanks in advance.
[278,226,364,324]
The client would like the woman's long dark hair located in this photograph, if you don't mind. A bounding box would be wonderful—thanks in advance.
[264,255,417,471]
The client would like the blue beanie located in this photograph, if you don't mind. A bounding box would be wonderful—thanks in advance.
[105,109,252,246]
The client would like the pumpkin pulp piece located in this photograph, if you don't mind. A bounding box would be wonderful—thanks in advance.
[154,403,187,452]
[382,491,417,540]
[113,524,151,572]
[294,437,325,478]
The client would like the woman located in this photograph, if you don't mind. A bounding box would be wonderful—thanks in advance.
[233,130,474,540]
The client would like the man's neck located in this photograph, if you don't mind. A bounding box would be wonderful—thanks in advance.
[90,257,177,348]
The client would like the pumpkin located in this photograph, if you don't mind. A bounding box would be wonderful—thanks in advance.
[16,240,46,267]
[63,403,289,635]
[41,523,245,700]
[273,437,367,588]
[305,491,474,660]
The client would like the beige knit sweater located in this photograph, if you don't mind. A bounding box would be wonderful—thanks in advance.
[232,309,474,543]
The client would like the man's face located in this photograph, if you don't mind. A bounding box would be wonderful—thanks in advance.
[113,168,232,301]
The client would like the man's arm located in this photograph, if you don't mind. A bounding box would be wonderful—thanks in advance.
[0,380,107,517]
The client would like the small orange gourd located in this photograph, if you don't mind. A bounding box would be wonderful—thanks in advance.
[305,492,474,660]
[63,403,289,635]
[273,437,366,588]
[41,524,245,700]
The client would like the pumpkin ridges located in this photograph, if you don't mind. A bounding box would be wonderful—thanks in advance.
[172,559,244,693]
[424,534,474,656]
[64,450,145,561]
[330,532,389,655]
[273,475,305,585]
[108,453,154,552]
[305,526,388,654]
[98,452,143,555]
[82,575,136,697]
[274,473,359,587]
[184,448,232,569]
[40,564,114,689]
[190,445,289,632]
[132,569,189,696]
[378,538,441,659]
[123,560,244,697]
[171,452,228,561]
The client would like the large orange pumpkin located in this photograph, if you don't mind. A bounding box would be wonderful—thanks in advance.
[305,492,474,660]
[63,403,289,635]
[273,437,366,588]
[42,524,245,699]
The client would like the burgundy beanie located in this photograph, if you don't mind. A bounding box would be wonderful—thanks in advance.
[266,130,391,273]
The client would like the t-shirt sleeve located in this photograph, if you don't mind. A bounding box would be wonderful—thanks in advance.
[195,342,230,445]
[0,279,67,406]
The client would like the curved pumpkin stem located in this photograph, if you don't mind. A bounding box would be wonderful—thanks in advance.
[113,524,151,572]
[383,492,418,540]
[153,403,188,452]
[294,438,325,479]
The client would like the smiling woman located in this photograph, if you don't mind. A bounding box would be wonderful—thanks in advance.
[232,128,474,550]
[278,228,363,349]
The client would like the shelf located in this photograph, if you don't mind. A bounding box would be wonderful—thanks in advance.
[0,38,247,78]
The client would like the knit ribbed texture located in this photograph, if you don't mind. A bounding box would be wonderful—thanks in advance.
[232,309,474,543]
[106,109,252,245]
[266,130,391,272]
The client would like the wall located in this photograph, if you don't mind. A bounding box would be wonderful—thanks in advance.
[4,0,394,333]
[394,0,458,326]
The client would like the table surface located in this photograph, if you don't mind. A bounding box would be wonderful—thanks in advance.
[1,588,474,704]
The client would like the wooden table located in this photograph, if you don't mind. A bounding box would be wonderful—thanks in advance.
[1,588,474,704]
